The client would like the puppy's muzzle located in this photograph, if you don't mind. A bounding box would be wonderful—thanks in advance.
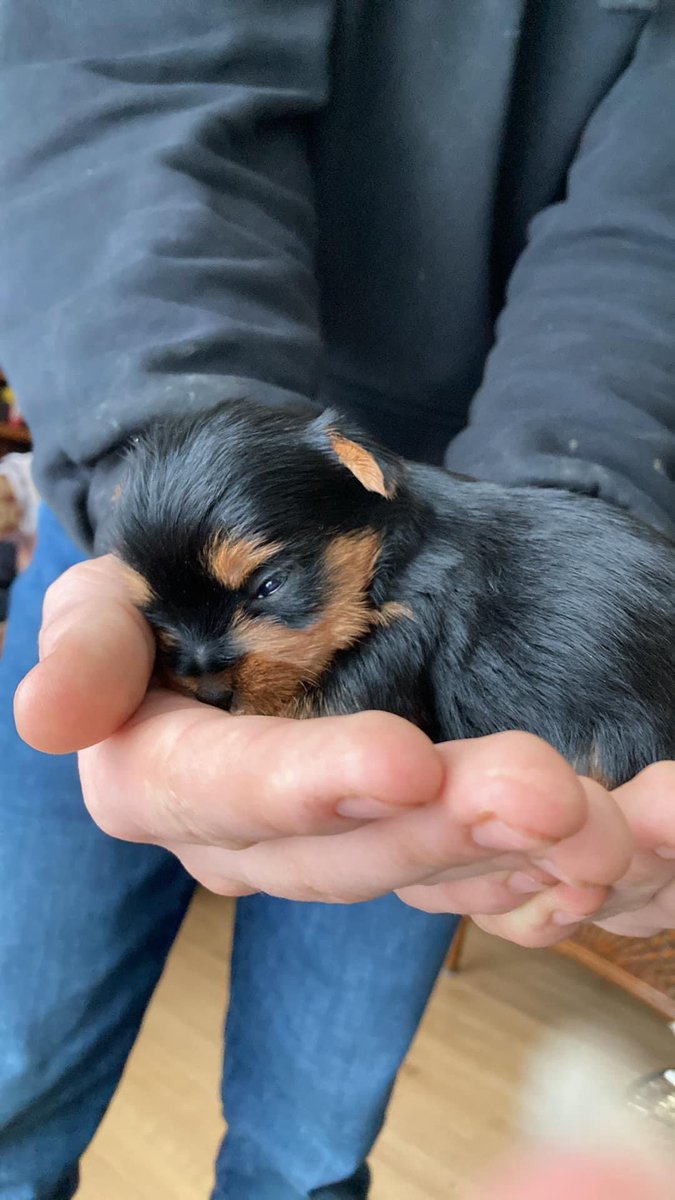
[194,681,235,711]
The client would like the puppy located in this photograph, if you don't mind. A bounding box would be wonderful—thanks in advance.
[112,399,675,789]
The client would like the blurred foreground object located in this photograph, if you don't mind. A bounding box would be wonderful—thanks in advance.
[629,1066,675,1141]
[470,1029,673,1199]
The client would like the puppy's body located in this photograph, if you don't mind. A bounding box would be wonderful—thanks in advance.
[316,464,675,784]
[113,400,675,788]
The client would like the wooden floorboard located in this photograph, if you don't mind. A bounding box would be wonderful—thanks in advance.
[79,889,674,1199]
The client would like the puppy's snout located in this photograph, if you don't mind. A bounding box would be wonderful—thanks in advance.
[185,642,225,675]
[195,682,235,711]
[177,641,238,678]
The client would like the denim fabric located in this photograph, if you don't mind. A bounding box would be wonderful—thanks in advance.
[0,507,458,1199]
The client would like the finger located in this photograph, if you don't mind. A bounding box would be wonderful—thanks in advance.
[191,735,602,902]
[14,555,155,753]
[471,880,609,948]
[595,871,675,936]
[165,845,260,898]
[595,910,665,938]
[612,761,675,857]
[78,699,445,846]
[396,866,557,916]
[471,783,633,944]
[530,779,633,887]
[420,777,624,902]
[585,764,675,926]
[435,731,590,852]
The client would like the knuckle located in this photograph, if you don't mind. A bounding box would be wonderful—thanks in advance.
[634,760,675,791]
[271,848,341,903]
[41,557,120,629]
[287,876,329,903]
[159,766,211,843]
[81,786,129,841]
[339,711,400,770]
[159,720,226,842]
[42,562,86,614]
[41,578,68,626]
[489,729,571,773]
[285,788,333,835]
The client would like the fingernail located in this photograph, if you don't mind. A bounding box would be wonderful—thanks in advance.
[535,859,601,890]
[655,845,675,860]
[471,818,551,852]
[336,797,396,820]
[509,871,546,895]
[552,911,583,927]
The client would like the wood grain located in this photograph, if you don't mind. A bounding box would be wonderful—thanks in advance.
[78,892,675,1200]
[557,926,675,1020]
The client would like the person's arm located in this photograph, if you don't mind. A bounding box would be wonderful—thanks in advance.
[0,0,332,549]
[445,8,675,538]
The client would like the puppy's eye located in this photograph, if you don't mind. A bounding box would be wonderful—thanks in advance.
[254,574,286,600]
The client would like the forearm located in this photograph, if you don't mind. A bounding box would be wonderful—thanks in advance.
[446,7,675,537]
[0,1,333,548]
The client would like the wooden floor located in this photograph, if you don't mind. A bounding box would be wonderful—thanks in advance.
[79,890,674,1200]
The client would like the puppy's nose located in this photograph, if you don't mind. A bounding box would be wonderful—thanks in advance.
[194,682,234,711]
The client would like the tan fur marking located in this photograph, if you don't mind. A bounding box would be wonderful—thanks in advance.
[160,533,409,719]
[229,530,382,716]
[155,628,178,652]
[160,666,199,695]
[373,601,415,627]
[208,535,282,590]
[284,690,326,720]
[329,432,393,498]
[118,562,153,607]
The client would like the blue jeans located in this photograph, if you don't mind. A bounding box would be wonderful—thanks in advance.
[0,507,458,1199]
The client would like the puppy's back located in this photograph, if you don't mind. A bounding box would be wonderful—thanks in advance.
[419,468,675,784]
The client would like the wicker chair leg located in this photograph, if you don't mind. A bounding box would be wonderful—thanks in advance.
[446,916,470,974]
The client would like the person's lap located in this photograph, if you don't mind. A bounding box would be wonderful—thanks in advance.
[0,506,196,1198]
[0,507,458,1200]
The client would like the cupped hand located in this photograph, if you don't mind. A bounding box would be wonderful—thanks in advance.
[14,556,675,939]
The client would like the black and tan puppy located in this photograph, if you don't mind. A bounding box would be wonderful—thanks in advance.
[112,399,675,789]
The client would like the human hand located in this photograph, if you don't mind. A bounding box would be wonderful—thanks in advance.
[400,760,675,944]
[13,556,675,934]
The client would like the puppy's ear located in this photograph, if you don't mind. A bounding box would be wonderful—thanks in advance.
[309,409,399,499]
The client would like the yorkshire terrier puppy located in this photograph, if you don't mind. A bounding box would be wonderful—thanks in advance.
[112,399,675,789]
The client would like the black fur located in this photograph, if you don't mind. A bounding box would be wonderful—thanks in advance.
[113,399,675,787]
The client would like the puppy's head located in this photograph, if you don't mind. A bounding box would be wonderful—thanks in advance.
[113,400,402,715]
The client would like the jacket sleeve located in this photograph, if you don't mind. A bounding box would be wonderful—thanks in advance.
[0,1,333,549]
[444,7,675,539]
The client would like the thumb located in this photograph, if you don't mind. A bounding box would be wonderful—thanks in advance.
[14,555,155,754]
